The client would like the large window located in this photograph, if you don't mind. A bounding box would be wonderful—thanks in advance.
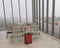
[38,0,60,38]
[0,0,32,29]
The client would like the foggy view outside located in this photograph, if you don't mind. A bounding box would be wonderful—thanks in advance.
[0,0,60,38]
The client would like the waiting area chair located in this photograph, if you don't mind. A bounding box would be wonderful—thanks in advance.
[10,24,24,43]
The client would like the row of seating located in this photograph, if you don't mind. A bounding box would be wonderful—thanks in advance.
[6,23,41,43]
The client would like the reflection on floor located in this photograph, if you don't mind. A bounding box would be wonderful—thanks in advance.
[0,30,60,48]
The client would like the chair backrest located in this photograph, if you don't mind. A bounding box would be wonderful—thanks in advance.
[8,25,13,31]
[30,24,38,31]
[20,24,26,32]
[12,24,20,37]
[23,25,29,33]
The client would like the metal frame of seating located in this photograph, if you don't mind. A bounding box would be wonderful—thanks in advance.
[11,24,24,43]
[6,23,41,43]
[6,25,13,38]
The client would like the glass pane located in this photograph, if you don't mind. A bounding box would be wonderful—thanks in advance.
[27,0,32,23]
[0,0,6,29]
[12,0,20,24]
[38,0,39,25]
[4,0,13,26]
[41,0,42,30]
[20,0,26,23]
[44,0,47,32]
[54,0,60,38]
[48,0,52,34]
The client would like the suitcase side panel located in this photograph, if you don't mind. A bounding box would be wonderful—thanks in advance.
[24,33,32,44]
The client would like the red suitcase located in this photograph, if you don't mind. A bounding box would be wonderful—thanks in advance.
[24,33,32,44]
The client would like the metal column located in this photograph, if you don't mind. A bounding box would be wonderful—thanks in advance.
[2,0,7,29]
[11,0,14,24]
[39,0,41,30]
[36,0,38,24]
[59,26,60,39]
[18,0,21,23]
[52,0,55,35]
[25,0,28,23]
[34,0,35,23]
[46,0,49,33]
[42,0,44,31]
[32,0,35,23]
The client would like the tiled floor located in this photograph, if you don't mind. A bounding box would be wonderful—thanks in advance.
[0,30,60,48]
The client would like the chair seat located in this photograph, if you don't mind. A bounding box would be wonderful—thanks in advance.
[7,31,12,34]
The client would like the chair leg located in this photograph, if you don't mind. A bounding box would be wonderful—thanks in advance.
[39,33,42,38]
[6,34,8,38]
[11,36,12,44]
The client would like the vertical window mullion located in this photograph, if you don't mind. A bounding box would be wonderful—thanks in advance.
[42,0,44,31]
[11,0,14,24]
[25,0,28,23]
[39,0,41,29]
[18,0,21,23]
[52,0,55,35]
[36,0,38,24]
[46,0,49,33]
[2,0,7,29]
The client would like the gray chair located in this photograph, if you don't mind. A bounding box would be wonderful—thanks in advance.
[6,25,13,38]
[11,24,23,43]
[30,24,41,35]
